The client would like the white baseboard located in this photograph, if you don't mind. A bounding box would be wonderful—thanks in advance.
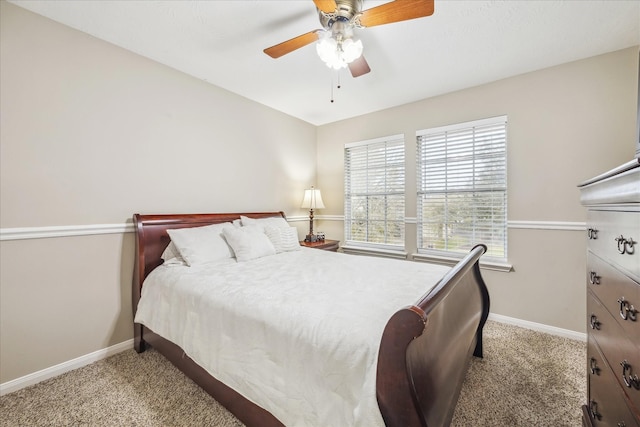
[0,339,134,396]
[1,315,585,396]
[488,313,586,342]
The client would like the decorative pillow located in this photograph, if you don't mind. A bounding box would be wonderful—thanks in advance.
[222,226,276,262]
[265,225,301,253]
[240,215,289,231]
[160,242,186,265]
[166,223,234,266]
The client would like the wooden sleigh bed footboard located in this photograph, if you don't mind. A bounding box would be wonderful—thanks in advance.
[376,244,490,426]
[132,212,490,427]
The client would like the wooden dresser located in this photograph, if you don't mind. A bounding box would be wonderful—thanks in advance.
[579,159,640,427]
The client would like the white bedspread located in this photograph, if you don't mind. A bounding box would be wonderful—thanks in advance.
[134,248,450,427]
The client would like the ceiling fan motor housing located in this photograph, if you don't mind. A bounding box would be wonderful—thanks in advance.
[318,0,363,30]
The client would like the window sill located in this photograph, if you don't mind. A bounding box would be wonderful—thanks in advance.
[341,245,408,260]
[411,252,513,273]
[339,245,512,272]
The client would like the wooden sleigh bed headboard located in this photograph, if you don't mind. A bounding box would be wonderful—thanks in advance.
[132,212,286,291]
[132,212,490,427]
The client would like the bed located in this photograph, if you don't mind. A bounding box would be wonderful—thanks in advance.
[132,212,490,427]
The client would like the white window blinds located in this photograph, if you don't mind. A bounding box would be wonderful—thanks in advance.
[417,116,507,261]
[344,135,405,249]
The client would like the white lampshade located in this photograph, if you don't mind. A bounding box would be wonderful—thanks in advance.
[301,188,325,209]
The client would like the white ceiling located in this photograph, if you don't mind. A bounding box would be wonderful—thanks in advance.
[9,0,640,126]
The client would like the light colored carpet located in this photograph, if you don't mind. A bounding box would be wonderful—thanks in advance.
[0,320,586,426]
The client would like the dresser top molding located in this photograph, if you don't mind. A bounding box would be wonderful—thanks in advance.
[579,158,640,206]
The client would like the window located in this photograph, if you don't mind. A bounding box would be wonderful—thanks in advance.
[417,116,507,261]
[344,134,405,250]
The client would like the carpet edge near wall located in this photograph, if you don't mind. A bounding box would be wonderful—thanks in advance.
[1,314,585,396]
[0,339,134,396]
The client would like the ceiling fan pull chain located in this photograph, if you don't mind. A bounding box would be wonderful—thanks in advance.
[330,72,334,103]
[330,69,342,103]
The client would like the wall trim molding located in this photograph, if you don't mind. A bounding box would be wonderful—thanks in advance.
[0,223,135,241]
[0,218,586,241]
[0,339,134,396]
[488,313,586,342]
[1,216,306,241]
[507,220,585,231]
[316,214,344,222]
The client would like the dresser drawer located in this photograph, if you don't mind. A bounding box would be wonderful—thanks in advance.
[586,336,640,427]
[588,292,640,410]
[588,252,640,344]
[587,210,640,280]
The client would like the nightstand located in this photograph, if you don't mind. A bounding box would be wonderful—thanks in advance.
[299,239,340,252]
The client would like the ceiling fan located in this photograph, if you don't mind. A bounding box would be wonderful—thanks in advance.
[263,0,435,78]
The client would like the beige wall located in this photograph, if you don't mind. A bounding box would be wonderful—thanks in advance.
[315,46,639,333]
[0,2,316,383]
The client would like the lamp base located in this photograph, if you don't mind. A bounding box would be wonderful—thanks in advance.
[304,234,318,243]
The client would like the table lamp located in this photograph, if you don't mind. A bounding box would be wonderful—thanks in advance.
[301,186,325,242]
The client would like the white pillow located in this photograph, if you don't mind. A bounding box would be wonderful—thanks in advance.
[160,242,186,266]
[166,223,234,266]
[222,226,276,262]
[240,215,289,231]
[265,225,301,253]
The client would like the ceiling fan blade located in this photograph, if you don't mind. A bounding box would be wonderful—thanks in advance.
[349,55,371,78]
[358,0,434,28]
[313,0,337,13]
[264,31,320,58]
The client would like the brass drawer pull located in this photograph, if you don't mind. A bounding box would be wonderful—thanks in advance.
[620,360,640,389]
[589,314,601,330]
[590,357,600,375]
[615,235,636,255]
[589,271,600,285]
[587,228,599,240]
[617,297,638,321]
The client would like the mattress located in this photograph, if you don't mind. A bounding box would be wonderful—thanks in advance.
[134,247,450,427]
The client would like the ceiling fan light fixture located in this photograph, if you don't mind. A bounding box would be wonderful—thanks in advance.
[316,32,363,70]
[342,38,363,62]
